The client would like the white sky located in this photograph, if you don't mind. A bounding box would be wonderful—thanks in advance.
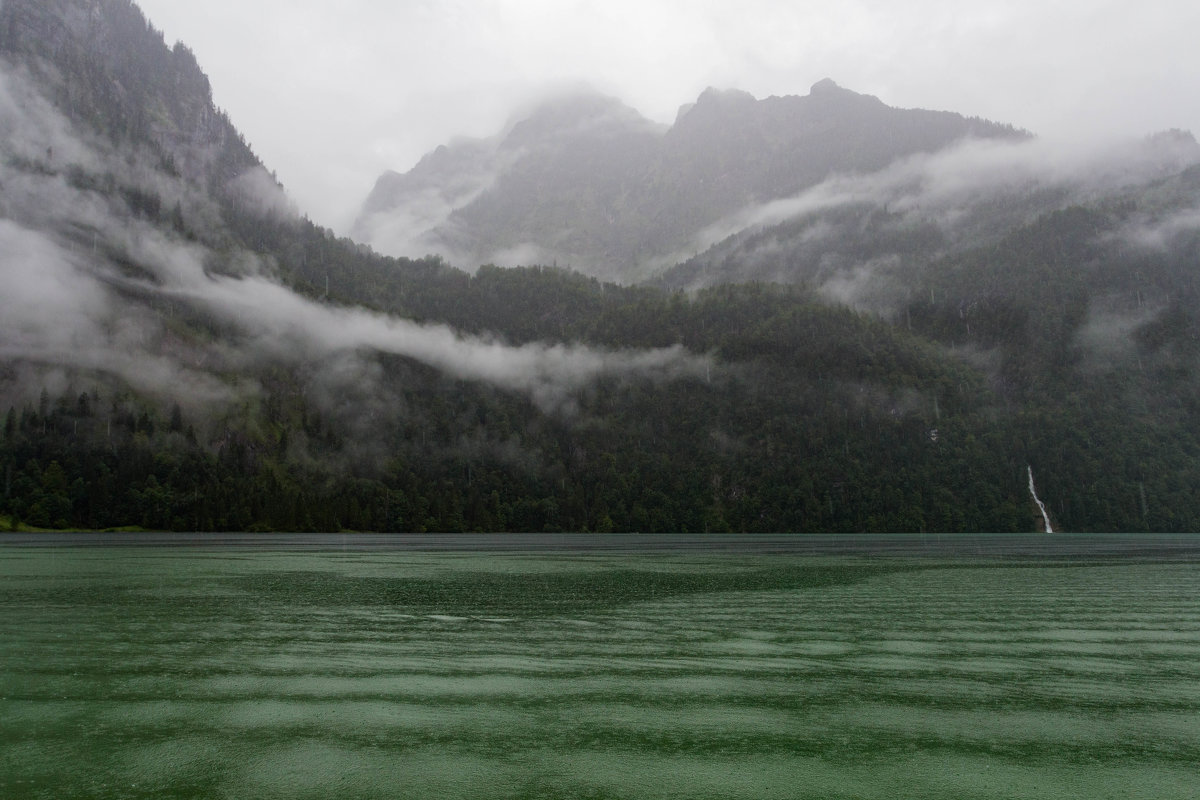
[134,0,1200,233]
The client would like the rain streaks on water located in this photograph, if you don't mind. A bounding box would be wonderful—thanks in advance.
[1,540,1199,799]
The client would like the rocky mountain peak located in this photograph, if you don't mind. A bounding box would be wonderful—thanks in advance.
[810,77,842,94]
[500,90,655,149]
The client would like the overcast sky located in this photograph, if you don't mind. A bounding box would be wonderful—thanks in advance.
[134,0,1200,234]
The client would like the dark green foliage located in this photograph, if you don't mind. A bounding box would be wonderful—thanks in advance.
[0,282,1074,533]
[3,0,1200,533]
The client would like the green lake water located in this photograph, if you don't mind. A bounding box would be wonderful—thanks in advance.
[1,538,1198,799]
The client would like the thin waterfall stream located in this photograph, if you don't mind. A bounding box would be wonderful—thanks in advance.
[1028,465,1054,533]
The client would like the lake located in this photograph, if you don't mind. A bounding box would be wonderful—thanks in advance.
[2,534,1198,799]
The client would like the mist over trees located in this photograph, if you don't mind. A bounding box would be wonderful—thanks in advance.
[2,0,1200,533]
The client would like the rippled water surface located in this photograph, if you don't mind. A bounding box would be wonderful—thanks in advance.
[2,537,1198,799]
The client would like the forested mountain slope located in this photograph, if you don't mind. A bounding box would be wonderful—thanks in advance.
[2,0,1199,533]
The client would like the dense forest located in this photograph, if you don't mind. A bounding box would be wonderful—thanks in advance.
[2,0,1199,533]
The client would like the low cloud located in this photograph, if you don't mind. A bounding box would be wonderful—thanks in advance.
[815,255,904,313]
[157,255,708,410]
[666,131,1200,308]
[688,133,1200,257]
[0,67,98,169]
[229,166,298,222]
[0,220,236,408]
[0,67,707,420]
[1115,206,1200,252]
[352,138,519,265]
[1075,303,1158,368]
[0,220,109,347]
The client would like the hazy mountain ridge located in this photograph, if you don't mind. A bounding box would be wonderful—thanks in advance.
[356,79,1025,281]
[657,130,1200,296]
[356,90,666,277]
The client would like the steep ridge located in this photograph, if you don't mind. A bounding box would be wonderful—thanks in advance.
[355,79,1024,280]
[657,127,1200,294]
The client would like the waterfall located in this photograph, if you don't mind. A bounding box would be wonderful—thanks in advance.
[1027,466,1053,534]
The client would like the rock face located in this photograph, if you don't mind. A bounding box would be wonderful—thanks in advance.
[355,80,1026,281]
[355,90,666,278]
[0,0,260,192]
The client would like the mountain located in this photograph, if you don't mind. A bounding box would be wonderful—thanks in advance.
[656,127,1200,295]
[5,0,1200,533]
[356,90,665,280]
[355,80,1025,281]
[0,0,260,194]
